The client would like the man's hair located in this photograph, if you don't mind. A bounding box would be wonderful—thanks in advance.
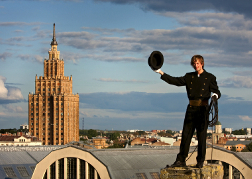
[191,55,204,68]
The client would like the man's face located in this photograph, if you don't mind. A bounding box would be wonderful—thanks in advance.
[193,59,203,72]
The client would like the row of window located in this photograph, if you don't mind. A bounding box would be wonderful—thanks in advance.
[31,102,69,106]
[1,144,29,146]
[43,158,100,179]
[31,117,65,121]
[3,166,34,178]
[30,97,76,102]
[226,146,245,149]
[31,107,64,110]
[31,112,70,116]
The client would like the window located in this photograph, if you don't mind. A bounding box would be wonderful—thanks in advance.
[88,163,95,179]
[17,166,29,177]
[3,167,17,178]
[150,172,159,179]
[136,173,147,179]
[58,158,64,178]
[67,158,77,179]
[30,166,35,172]
[50,162,55,179]
[79,159,85,179]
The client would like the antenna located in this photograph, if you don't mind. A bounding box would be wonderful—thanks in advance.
[82,117,84,130]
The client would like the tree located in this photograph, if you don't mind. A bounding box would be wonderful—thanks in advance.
[231,146,236,152]
[134,131,146,136]
[223,131,230,135]
[232,129,246,135]
[241,142,252,152]
[79,129,88,136]
[158,131,172,137]
[110,131,120,141]
[166,130,175,135]
[241,148,249,152]
[87,129,97,139]
[246,142,252,151]
[107,140,126,148]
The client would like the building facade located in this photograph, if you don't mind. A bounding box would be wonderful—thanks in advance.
[20,124,29,130]
[0,136,42,146]
[244,128,251,135]
[28,24,79,145]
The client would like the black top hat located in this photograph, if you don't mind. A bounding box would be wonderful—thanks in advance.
[148,51,164,70]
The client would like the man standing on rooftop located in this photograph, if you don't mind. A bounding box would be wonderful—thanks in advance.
[154,55,221,168]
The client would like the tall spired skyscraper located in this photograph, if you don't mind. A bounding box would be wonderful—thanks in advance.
[28,24,79,145]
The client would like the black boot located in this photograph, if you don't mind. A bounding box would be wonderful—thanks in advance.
[196,162,203,168]
[171,160,186,167]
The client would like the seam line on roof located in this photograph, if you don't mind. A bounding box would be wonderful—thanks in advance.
[25,151,38,163]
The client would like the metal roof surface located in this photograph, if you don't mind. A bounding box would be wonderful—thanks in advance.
[0,145,252,179]
[90,147,181,179]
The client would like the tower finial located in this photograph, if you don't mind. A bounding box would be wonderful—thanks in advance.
[51,23,58,45]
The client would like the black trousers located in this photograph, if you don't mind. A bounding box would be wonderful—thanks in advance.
[176,105,208,163]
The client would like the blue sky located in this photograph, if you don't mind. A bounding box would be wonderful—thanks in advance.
[1,0,252,131]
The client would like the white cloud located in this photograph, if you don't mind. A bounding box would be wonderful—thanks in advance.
[239,115,252,121]
[33,55,44,63]
[95,78,148,83]
[0,112,6,116]
[18,54,44,63]
[0,52,12,61]
[3,105,23,112]
[219,76,252,88]
[80,107,183,120]
[0,76,23,101]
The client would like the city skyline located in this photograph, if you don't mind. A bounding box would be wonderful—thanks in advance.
[1,0,252,131]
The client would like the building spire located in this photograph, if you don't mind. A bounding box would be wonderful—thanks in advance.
[51,23,58,45]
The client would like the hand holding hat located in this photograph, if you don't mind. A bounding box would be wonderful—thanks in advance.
[148,51,164,71]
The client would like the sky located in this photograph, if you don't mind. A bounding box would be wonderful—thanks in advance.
[1,0,252,131]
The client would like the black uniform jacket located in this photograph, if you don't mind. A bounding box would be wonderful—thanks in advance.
[161,70,221,101]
